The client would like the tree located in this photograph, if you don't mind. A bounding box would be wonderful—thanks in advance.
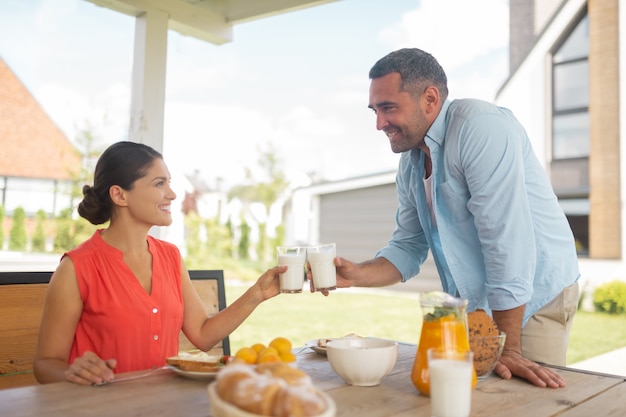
[31,209,47,252]
[238,219,251,260]
[0,205,4,250]
[228,142,289,262]
[54,208,74,252]
[70,121,106,203]
[8,207,27,251]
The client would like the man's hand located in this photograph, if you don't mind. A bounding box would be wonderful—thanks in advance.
[307,257,402,296]
[494,350,566,388]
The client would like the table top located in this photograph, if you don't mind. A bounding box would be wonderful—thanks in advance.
[1,341,624,417]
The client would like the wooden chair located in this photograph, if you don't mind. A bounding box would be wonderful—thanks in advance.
[0,269,228,390]
[0,271,51,389]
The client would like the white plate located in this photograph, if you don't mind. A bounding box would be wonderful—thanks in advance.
[167,365,219,381]
[305,339,329,356]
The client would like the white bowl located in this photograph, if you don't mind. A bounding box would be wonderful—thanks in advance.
[326,338,398,386]
[208,383,336,417]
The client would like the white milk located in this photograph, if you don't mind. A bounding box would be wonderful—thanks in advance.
[278,253,306,293]
[429,359,472,417]
[308,251,336,291]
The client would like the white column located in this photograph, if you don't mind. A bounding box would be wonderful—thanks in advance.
[129,9,169,153]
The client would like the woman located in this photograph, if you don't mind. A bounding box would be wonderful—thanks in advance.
[33,141,284,385]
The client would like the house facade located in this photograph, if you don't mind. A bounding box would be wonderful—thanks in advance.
[499,0,625,290]
[0,58,80,220]
[288,0,626,298]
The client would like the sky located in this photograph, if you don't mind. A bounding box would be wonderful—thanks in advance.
[0,0,509,191]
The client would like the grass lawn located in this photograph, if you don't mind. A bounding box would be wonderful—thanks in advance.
[567,310,626,364]
[226,285,422,352]
[225,283,626,365]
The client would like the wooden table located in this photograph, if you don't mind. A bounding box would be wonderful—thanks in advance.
[1,342,624,417]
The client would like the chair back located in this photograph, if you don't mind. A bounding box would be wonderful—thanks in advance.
[0,272,51,389]
[181,270,230,356]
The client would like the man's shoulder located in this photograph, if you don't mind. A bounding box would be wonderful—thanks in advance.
[446,98,520,135]
[448,98,502,116]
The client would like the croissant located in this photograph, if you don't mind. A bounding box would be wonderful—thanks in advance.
[214,362,326,417]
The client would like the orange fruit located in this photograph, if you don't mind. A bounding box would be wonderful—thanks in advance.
[258,346,279,359]
[279,351,297,363]
[269,337,292,354]
[251,343,266,353]
[258,352,281,364]
[234,347,258,364]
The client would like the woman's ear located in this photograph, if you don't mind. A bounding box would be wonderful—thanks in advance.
[109,185,128,207]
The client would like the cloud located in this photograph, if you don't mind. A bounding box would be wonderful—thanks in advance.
[378,0,509,100]
[1,0,510,190]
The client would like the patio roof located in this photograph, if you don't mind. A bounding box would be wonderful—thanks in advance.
[86,0,338,44]
[84,0,339,154]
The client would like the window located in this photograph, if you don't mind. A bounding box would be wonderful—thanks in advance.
[551,12,589,255]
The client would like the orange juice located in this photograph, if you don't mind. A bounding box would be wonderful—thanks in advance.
[411,295,478,396]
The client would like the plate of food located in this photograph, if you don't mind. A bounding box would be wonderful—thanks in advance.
[306,334,363,356]
[166,351,230,381]
[305,339,330,356]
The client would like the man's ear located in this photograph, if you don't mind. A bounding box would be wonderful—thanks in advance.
[422,86,440,114]
[109,185,128,207]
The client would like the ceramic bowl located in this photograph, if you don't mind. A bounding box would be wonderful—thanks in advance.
[326,337,398,386]
[470,331,507,378]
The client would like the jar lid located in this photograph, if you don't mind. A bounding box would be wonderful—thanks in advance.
[419,291,468,308]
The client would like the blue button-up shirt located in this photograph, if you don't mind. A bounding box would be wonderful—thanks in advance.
[376,99,580,326]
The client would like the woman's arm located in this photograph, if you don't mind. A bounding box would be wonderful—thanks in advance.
[33,257,115,385]
[179,258,284,352]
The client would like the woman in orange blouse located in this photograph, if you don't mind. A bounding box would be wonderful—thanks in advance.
[33,141,285,386]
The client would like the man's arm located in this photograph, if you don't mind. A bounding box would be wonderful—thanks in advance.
[492,306,565,388]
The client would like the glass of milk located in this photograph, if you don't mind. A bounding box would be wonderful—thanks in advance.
[427,349,473,417]
[276,246,306,293]
[307,243,337,292]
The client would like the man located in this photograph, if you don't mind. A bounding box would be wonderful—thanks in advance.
[319,48,580,388]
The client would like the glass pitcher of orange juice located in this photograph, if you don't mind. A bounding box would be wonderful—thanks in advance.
[411,291,477,396]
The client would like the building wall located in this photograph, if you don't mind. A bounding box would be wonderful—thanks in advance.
[288,172,398,262]
[317,184,398,262]
[588,0,621,258]
[509,0,536,71]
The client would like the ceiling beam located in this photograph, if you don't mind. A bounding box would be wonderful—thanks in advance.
[86,0,233,44]
[222,0,339,24]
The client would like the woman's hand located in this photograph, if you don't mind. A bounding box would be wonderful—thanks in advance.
[254,265,286,301]
[64,351,117,386]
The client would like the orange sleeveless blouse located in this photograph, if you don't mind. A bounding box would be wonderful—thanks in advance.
[66,230,184,373]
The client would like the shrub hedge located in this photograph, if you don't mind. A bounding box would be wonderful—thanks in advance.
[593,280,626,315]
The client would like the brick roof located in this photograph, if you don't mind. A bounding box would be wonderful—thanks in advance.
[0,57,80,180]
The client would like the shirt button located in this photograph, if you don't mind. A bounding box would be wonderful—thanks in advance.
[152,308,158,314]
[153,335,159,341]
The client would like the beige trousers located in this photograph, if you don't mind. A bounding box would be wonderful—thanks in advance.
[521,282,580,366]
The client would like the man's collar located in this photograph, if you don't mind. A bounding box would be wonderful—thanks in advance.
[425,99,450,147]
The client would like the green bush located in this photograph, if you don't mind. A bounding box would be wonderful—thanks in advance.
[593,280,626,315]
[31,209,47,252]
[8,207,27,251]
[0,205,5,249]
[54,208,74,252]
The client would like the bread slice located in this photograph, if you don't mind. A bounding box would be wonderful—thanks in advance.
[166,351,225,372]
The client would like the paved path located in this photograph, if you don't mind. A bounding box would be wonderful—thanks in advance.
[569,347,626,377]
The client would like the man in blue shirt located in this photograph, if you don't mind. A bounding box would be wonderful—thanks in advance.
[327,48,580,388]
